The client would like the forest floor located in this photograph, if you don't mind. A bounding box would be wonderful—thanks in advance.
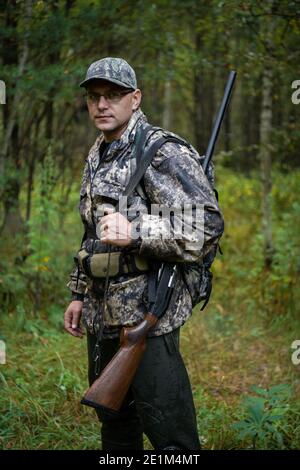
[0,295,299,450]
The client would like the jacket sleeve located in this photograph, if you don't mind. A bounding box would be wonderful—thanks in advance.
[67,262,87,298]
[136,141,224,263]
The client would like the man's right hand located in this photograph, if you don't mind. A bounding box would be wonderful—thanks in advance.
[64,301,85,338]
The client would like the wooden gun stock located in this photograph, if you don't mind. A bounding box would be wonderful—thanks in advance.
[81,313,157,412]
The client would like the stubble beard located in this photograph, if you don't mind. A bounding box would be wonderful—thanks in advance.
[96,117,131,142]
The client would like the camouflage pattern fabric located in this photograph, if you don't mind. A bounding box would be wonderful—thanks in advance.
[67,109,224,337]
[80,57,137,89]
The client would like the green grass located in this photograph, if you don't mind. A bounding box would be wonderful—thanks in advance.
[0,320,99,450]
[1,299,299,450]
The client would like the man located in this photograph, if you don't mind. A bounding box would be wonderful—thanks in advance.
[64,57,224,450]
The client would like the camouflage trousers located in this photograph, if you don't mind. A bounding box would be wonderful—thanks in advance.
[87,328,201,450]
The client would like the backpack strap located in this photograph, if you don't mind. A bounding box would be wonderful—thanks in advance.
[133,130,191,202]
[116,133,175,211]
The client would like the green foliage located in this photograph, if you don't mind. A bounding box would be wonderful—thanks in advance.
[233,384,295,449]
[214,168,300,323]
[194,387,239,450]
[0,143,82,317]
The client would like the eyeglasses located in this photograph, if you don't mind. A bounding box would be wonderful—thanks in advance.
[85,89,133,104]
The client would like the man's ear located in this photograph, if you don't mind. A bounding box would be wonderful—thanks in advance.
[132,89,142,110]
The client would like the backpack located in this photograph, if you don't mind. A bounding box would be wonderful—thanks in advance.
[130,123,221,311]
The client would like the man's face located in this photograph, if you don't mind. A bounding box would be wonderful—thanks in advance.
[86,80,142,142]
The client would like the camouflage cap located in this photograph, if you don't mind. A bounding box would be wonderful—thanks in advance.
[80,57,137,89]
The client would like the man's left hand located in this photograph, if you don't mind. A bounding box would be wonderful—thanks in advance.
[99,208,132,247]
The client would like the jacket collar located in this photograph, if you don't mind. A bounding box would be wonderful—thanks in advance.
[111,109,147,149]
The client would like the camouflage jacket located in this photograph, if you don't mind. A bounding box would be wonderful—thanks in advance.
[67,109,224,337]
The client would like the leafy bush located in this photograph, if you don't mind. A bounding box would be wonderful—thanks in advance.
[233,384,294,449]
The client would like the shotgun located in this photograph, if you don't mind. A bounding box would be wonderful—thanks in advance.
[81,70,237,413]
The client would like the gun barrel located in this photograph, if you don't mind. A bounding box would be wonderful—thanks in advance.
[203,70,237,174]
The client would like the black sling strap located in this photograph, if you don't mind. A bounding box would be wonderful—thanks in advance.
[117,124,189,207]
[116,133,169,208]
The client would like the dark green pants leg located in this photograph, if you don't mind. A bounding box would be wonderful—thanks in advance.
[87,328,200,451]
[132,329,200,450]
[87,332,144,450]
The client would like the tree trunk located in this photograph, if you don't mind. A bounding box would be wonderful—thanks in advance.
[0,0,31,238]
[259,65,274,269]
[1,123,24,237]
[193,33,205,155]
[162,78,172,130]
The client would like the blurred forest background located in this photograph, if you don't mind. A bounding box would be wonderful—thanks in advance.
[0,0,300,450]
